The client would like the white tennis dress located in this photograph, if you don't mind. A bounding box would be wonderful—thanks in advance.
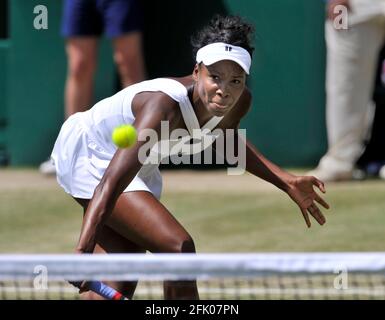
[51,78,223,200]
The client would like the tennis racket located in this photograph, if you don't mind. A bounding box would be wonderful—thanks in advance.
[69,280,129,300]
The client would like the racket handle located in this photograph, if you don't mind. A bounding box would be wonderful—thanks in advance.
[87,281,129,300]
[69,280,129,300]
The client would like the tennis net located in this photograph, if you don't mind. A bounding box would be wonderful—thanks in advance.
[0,253,385,300]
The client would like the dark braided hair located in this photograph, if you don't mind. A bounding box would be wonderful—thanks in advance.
[191,15,255,59]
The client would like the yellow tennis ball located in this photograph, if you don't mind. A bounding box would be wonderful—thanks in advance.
[112,125,137,148]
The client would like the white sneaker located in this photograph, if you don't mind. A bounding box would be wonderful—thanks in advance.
[306,167,353,182]
[379,165,385,180]
[39,158,56,175]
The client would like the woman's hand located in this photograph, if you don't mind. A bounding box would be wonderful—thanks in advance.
[286,175,330,228]
[69,280,90,294]
[69,248,91,294]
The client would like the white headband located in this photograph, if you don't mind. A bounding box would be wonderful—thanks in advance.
[196,42,251,75]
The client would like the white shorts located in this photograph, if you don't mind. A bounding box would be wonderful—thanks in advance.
[51,113,162,200]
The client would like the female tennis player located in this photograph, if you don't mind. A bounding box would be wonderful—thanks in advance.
[51,15,329,299]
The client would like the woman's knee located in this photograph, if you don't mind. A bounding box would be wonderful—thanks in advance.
[161,235,196,254]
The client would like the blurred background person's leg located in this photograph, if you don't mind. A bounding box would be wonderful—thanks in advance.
[309,14,385,181]
[113,32,146,88]
[103,0,146,87]
[64,38,98,117]
[40,0,146,174]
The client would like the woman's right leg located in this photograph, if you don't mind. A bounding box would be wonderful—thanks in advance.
[74,198,145,299]
[107,191,199,300]
[76,191,199,299]
[81,225,145,300]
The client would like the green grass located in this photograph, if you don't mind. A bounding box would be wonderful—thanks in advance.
[1,169,385,253]
[162,181,385,252]
[0,188,81,253]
